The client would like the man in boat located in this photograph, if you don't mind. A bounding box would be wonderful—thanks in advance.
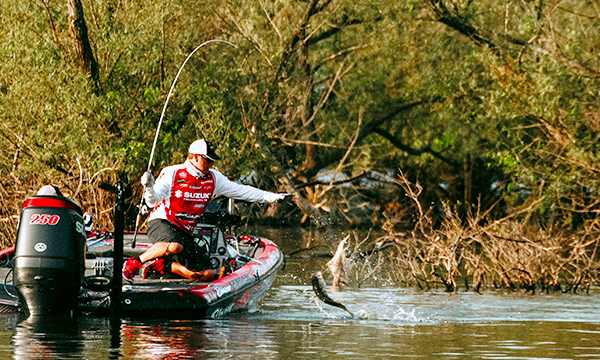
[122,139,289,281]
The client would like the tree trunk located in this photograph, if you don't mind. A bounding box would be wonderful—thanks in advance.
[67,0,100,91]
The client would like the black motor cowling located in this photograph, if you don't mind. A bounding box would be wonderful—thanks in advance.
[13,195,86,316]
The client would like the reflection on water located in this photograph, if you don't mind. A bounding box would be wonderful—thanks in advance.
[10,315,121,360]
[3,288,600,359]
[1,226,600,359]
[13,316,84,359]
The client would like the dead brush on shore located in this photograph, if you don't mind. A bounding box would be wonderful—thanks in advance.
[380,172,600,294]
[0,171,120,249]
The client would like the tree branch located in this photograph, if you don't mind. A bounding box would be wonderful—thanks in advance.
[294,96,441,180]
[373,127,460,168]
[428,0,600,78]
[67,0,101,92]
[306,17,364,46]
[296,170,369,189]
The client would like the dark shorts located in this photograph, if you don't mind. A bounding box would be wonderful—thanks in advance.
[147,219,211,273]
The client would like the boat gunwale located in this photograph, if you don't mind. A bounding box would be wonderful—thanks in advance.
[115,237,283,316]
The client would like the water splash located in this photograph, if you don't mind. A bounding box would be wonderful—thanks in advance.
[353,309,379,319]
[392,308,419,322]
[349,307,422,322]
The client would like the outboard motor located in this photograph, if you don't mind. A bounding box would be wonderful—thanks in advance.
[13,194,86,316]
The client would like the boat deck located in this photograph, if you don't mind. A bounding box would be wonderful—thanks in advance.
[86,233,153,258]
[0,232,273,315]
[123,277,210,289]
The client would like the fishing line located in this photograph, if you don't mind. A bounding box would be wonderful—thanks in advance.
[147,39,238,172]
[132,39,238,248]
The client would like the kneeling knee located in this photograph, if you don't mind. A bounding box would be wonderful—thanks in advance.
[165,242,183,255]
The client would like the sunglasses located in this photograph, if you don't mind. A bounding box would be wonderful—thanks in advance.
[200,155,214,162]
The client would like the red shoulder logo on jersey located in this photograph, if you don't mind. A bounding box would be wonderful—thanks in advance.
[177,170,188,179]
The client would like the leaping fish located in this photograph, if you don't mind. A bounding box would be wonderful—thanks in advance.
[311,271,353,317]
[326,235,350,291]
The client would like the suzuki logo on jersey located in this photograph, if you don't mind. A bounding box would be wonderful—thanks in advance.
[184,192,211,200]
[175,190,183,198]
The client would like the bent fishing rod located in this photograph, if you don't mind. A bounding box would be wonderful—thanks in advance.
[131,39,238,248]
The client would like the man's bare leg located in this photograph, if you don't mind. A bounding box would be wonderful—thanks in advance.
[123,242,184,281]
[170,262,215,281]
[139,242,183,263]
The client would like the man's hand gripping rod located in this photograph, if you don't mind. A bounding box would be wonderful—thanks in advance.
[131,39,238,248]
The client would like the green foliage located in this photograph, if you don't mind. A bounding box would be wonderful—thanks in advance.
[0,0,599,235]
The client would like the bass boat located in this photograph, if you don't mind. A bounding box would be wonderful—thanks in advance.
[0,182,283,318]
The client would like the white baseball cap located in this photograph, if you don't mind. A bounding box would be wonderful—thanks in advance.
[188,139,221,161]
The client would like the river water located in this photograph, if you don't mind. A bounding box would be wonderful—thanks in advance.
[1,226,600,359]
